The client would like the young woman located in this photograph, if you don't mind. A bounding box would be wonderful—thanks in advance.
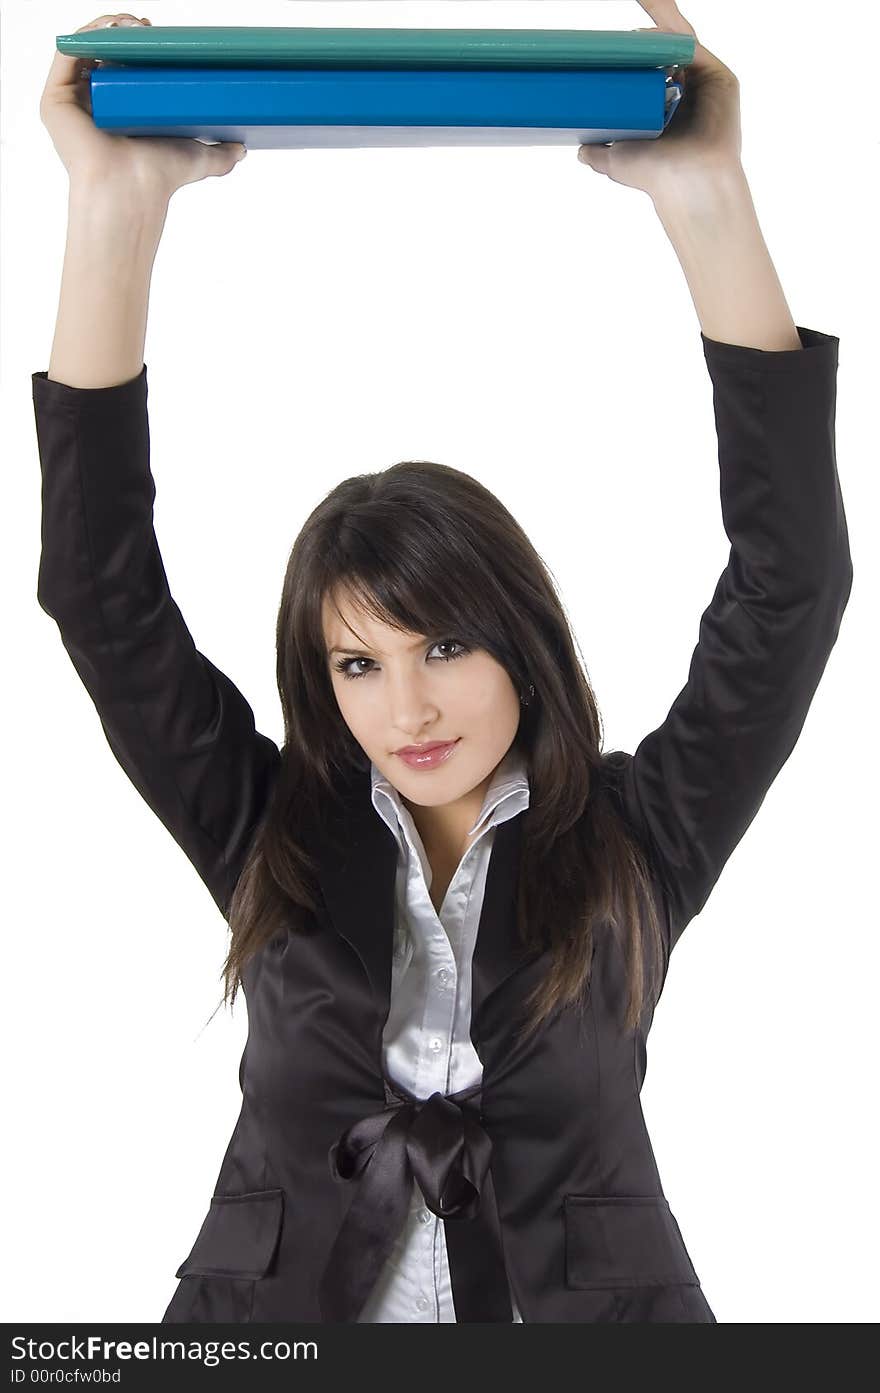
[33,5,852,1323]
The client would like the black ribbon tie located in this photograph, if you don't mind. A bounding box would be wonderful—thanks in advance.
[318,1077,514,1322]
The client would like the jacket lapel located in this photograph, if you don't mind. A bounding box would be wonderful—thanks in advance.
[314,770,400,1013]
[315,770,539,1048]
[470,810,535,1030]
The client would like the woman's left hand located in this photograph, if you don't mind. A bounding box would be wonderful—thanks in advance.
[577,0,743,198]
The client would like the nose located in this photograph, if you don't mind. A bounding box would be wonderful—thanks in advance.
[385,668,440,740]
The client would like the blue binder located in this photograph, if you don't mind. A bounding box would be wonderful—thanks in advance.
[85,66,684,148]
[57,25,692,148]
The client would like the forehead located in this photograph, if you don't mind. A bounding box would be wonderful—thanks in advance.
[322,586,370,632]
[321,588,407,645]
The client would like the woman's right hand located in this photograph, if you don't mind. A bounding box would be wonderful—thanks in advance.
[39,14,247,202]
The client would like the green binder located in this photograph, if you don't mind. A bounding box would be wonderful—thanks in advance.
[56,25,696,71]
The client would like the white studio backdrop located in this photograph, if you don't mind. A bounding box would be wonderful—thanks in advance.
[2,0,876,1324]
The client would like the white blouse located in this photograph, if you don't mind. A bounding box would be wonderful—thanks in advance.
[356,745,529,1323]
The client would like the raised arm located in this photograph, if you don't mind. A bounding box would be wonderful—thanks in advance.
[581,7,853,964]
[601,180,850,963]
[33,363,280,918]
[34,14,270,918]
[607,322,852,962]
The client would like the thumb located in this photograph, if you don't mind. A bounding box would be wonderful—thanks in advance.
[577,143,611,171]
[173,139,247,188]
[210,142,248,174]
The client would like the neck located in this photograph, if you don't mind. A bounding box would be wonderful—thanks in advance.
[402,770,492,869]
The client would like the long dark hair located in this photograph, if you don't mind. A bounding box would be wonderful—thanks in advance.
[220,459,664,1039]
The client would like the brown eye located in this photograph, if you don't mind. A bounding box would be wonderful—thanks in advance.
[333,656,374,682]
[332,639,469,682]
[429,640,469,662]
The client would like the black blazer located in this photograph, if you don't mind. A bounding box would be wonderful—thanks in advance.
[31,326,852,1324]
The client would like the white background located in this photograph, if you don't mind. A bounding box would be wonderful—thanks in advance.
[2,0,877,1325]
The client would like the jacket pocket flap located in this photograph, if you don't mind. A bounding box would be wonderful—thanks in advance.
[175,1189,284,1280]
[564,1194,699,1289]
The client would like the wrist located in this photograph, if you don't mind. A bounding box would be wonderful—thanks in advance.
[67,176,170,239]
[649,162,800,349]
[650,161,751,223]
[48,180,167,390]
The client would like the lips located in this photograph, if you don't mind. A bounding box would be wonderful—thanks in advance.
[395,740,456,755]
[394,738,460,770]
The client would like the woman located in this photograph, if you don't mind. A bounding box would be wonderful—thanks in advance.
[33,4,852,1323]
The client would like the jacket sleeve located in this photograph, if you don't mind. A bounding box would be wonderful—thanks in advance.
[608,326,853,963]
[32,365,281,920]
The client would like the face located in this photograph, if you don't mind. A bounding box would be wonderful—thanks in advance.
[321,588,522,835]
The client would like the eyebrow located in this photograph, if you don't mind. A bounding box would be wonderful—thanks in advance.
[327,635,435,658]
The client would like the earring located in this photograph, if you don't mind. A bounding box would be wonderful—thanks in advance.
[520,683,535,706]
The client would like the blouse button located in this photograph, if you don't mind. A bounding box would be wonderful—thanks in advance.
[429,1037,443,1052]
[416,1295,430,1312]
[418,1208,431,1224]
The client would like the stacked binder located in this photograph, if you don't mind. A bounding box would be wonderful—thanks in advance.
[56,25,694,149]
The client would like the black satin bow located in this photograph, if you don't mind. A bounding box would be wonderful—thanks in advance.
[318,1077,514,1322]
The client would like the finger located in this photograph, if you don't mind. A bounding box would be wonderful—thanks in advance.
[633,15,710,86]
[220,144,248,171]
[44,16,142,97]
[577,144,610,174]
[636,0,697,39]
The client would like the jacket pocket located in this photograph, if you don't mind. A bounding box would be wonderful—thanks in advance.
[175,1188,284,1280]
[564,1194,700,1289]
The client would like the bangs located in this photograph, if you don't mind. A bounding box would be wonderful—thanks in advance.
[315,511,506,655]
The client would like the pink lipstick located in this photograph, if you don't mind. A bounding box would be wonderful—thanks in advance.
[395,738,460,770]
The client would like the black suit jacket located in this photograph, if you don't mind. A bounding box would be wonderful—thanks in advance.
[31,326,852,1323]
